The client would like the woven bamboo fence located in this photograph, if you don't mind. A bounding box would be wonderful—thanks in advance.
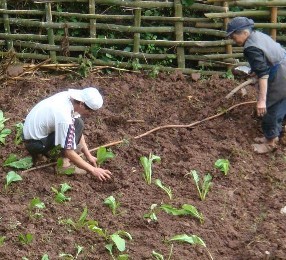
[1,0,286,75]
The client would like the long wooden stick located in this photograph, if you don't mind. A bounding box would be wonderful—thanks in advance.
[225,78,257,99]
[21,100,256,174]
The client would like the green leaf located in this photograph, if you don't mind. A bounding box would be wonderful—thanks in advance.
[110,234,126,252]
[96,146,115,166]
[160,204,187,216]
[6,171,22,187]
[41,254,49,260]
[30,197,45,209]
[4,156,33,169]
[214,159,230,175]
[155,179,173,200]
[168,234,206,247]
[118,254,129,260]
[0,128,11,144]
[60,183,71,193]
[104,195,119,215]
[152,251,164,260]
[3,154,17,165]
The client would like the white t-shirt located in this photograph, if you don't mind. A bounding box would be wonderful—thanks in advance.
[23,91,77,150]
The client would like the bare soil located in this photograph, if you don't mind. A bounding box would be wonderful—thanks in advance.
[0,70,285,260]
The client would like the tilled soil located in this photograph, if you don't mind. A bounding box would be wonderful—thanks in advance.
[0,70,285,260]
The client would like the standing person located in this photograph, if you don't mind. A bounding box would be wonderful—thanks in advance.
[226,17,286,153]
[23,87,112,181]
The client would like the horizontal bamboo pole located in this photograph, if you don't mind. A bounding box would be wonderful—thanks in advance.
[186,53,244,60]
[0,33,234,47]
[205,10,286,18]
[188,46,243,53]
[234,1,286,7]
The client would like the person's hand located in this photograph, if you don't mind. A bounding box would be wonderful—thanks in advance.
[86,154,97,167]
[257,100,266,117]
[90,167,112,181]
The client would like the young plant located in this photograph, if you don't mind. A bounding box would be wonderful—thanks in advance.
[160,204,204,224]
[0,236,5,246]
[103,195,120,215]
[168,234,213,260]
[14,122,24,145]
[155,179,173,200]
[56,158,75,175]
[96,146,115,166]
[4,154,33,170]
[18,233,33,245]
[143,204,158,223]
[140,153,161,185]
[28,197,45,219]
[0,110,11,145]
[152,244,173,260]
[186,170,212,201]
[60,207,96,230]
[59,245,83,259]
[215,159,230,175]
[41,254,49,260]
[51,183,72,203]
[4,171,22,190]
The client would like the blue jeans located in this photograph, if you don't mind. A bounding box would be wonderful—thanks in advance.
[262,98,286,139]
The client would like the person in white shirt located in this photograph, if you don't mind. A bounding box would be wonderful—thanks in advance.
[23,87,112,181]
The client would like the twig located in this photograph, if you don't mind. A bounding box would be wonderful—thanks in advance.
[225,78,257,99]
[21,100,256,173]
[126,119,145,123]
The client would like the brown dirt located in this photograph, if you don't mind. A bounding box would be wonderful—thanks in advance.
[0,70,285,260]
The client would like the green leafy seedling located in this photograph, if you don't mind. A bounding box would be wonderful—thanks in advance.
[104,195,120,215]
[5,171,22,190]
[160,204,204,224]
[56,158,75,175]
[215,159,230,175]
[4,154,33,170]
[152,244,173,260]
[0,110,11,145]
[59,245,83,259]
[96,146,115,166]
[51,183,72,203]
[14,122,24,145]
[186,170,212,201]
[168,234,213,260]
[140,153,161,185]
[41,254,49,260]
[0,236,6,246]
[144,204,158,223]
[18,233,33,245]
[28,197,45,219]
[155,179,173,200]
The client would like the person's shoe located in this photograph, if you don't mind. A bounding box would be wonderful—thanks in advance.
[252,143,277,154]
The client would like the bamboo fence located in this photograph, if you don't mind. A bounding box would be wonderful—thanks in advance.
[1,0,286,75]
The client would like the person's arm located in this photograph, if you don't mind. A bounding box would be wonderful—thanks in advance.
[64,149,112,181]
[244,46,270,116]
[79,135,97,166]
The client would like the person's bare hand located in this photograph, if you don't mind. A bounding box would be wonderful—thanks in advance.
[257,100,266,117]
[86,154,97,167]
[91,167,112,181]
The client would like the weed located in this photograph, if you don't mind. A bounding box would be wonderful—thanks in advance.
[104,196,120,215]
[4,171,22,190]
[51,183,72,203]
[155,179,173,200]
[215,159,230,175]
[140,153,161,185]
[186,170,212,201]
[96,146,115,166]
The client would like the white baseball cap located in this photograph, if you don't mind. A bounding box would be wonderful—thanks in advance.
[68,87,103,110]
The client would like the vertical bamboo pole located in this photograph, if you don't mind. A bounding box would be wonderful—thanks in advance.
[45,2,56,61]
[223,1,232,69]
[174,0,185,69]
[2,0,13,49]
[89,0,96,49]
[133,1,141,53]
[270,7,278,40]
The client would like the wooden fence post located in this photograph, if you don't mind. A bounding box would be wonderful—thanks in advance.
[45,2,56,61]
[223,1,232,69]
[89,0,96,49]
[2,0,13,50]
[174,0,185,69]
[133,1,142,54]
[270,7,278,40]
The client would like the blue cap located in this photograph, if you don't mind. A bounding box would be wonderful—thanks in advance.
[226,17,254,37]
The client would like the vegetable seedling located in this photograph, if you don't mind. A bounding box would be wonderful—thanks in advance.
[143,204,158,223]
[51,183,72,203]
[0,110,11,145]
[155,179,173,200]
[215,159,230,175]
[140,153,161,185]
[0,236,5,246]
[14,122,24,145]
[104,195,120,215]
[160,204,204,224]
[18,233,33,245]
[28,197,45,219]
[152,244,173,260]
[41,254,49,260]
[168,234,213,260]
[96,146,115,166]
[56,158,75,175]
[186,170,212,201]
[4,171,22,190]
[4,154,33,170]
